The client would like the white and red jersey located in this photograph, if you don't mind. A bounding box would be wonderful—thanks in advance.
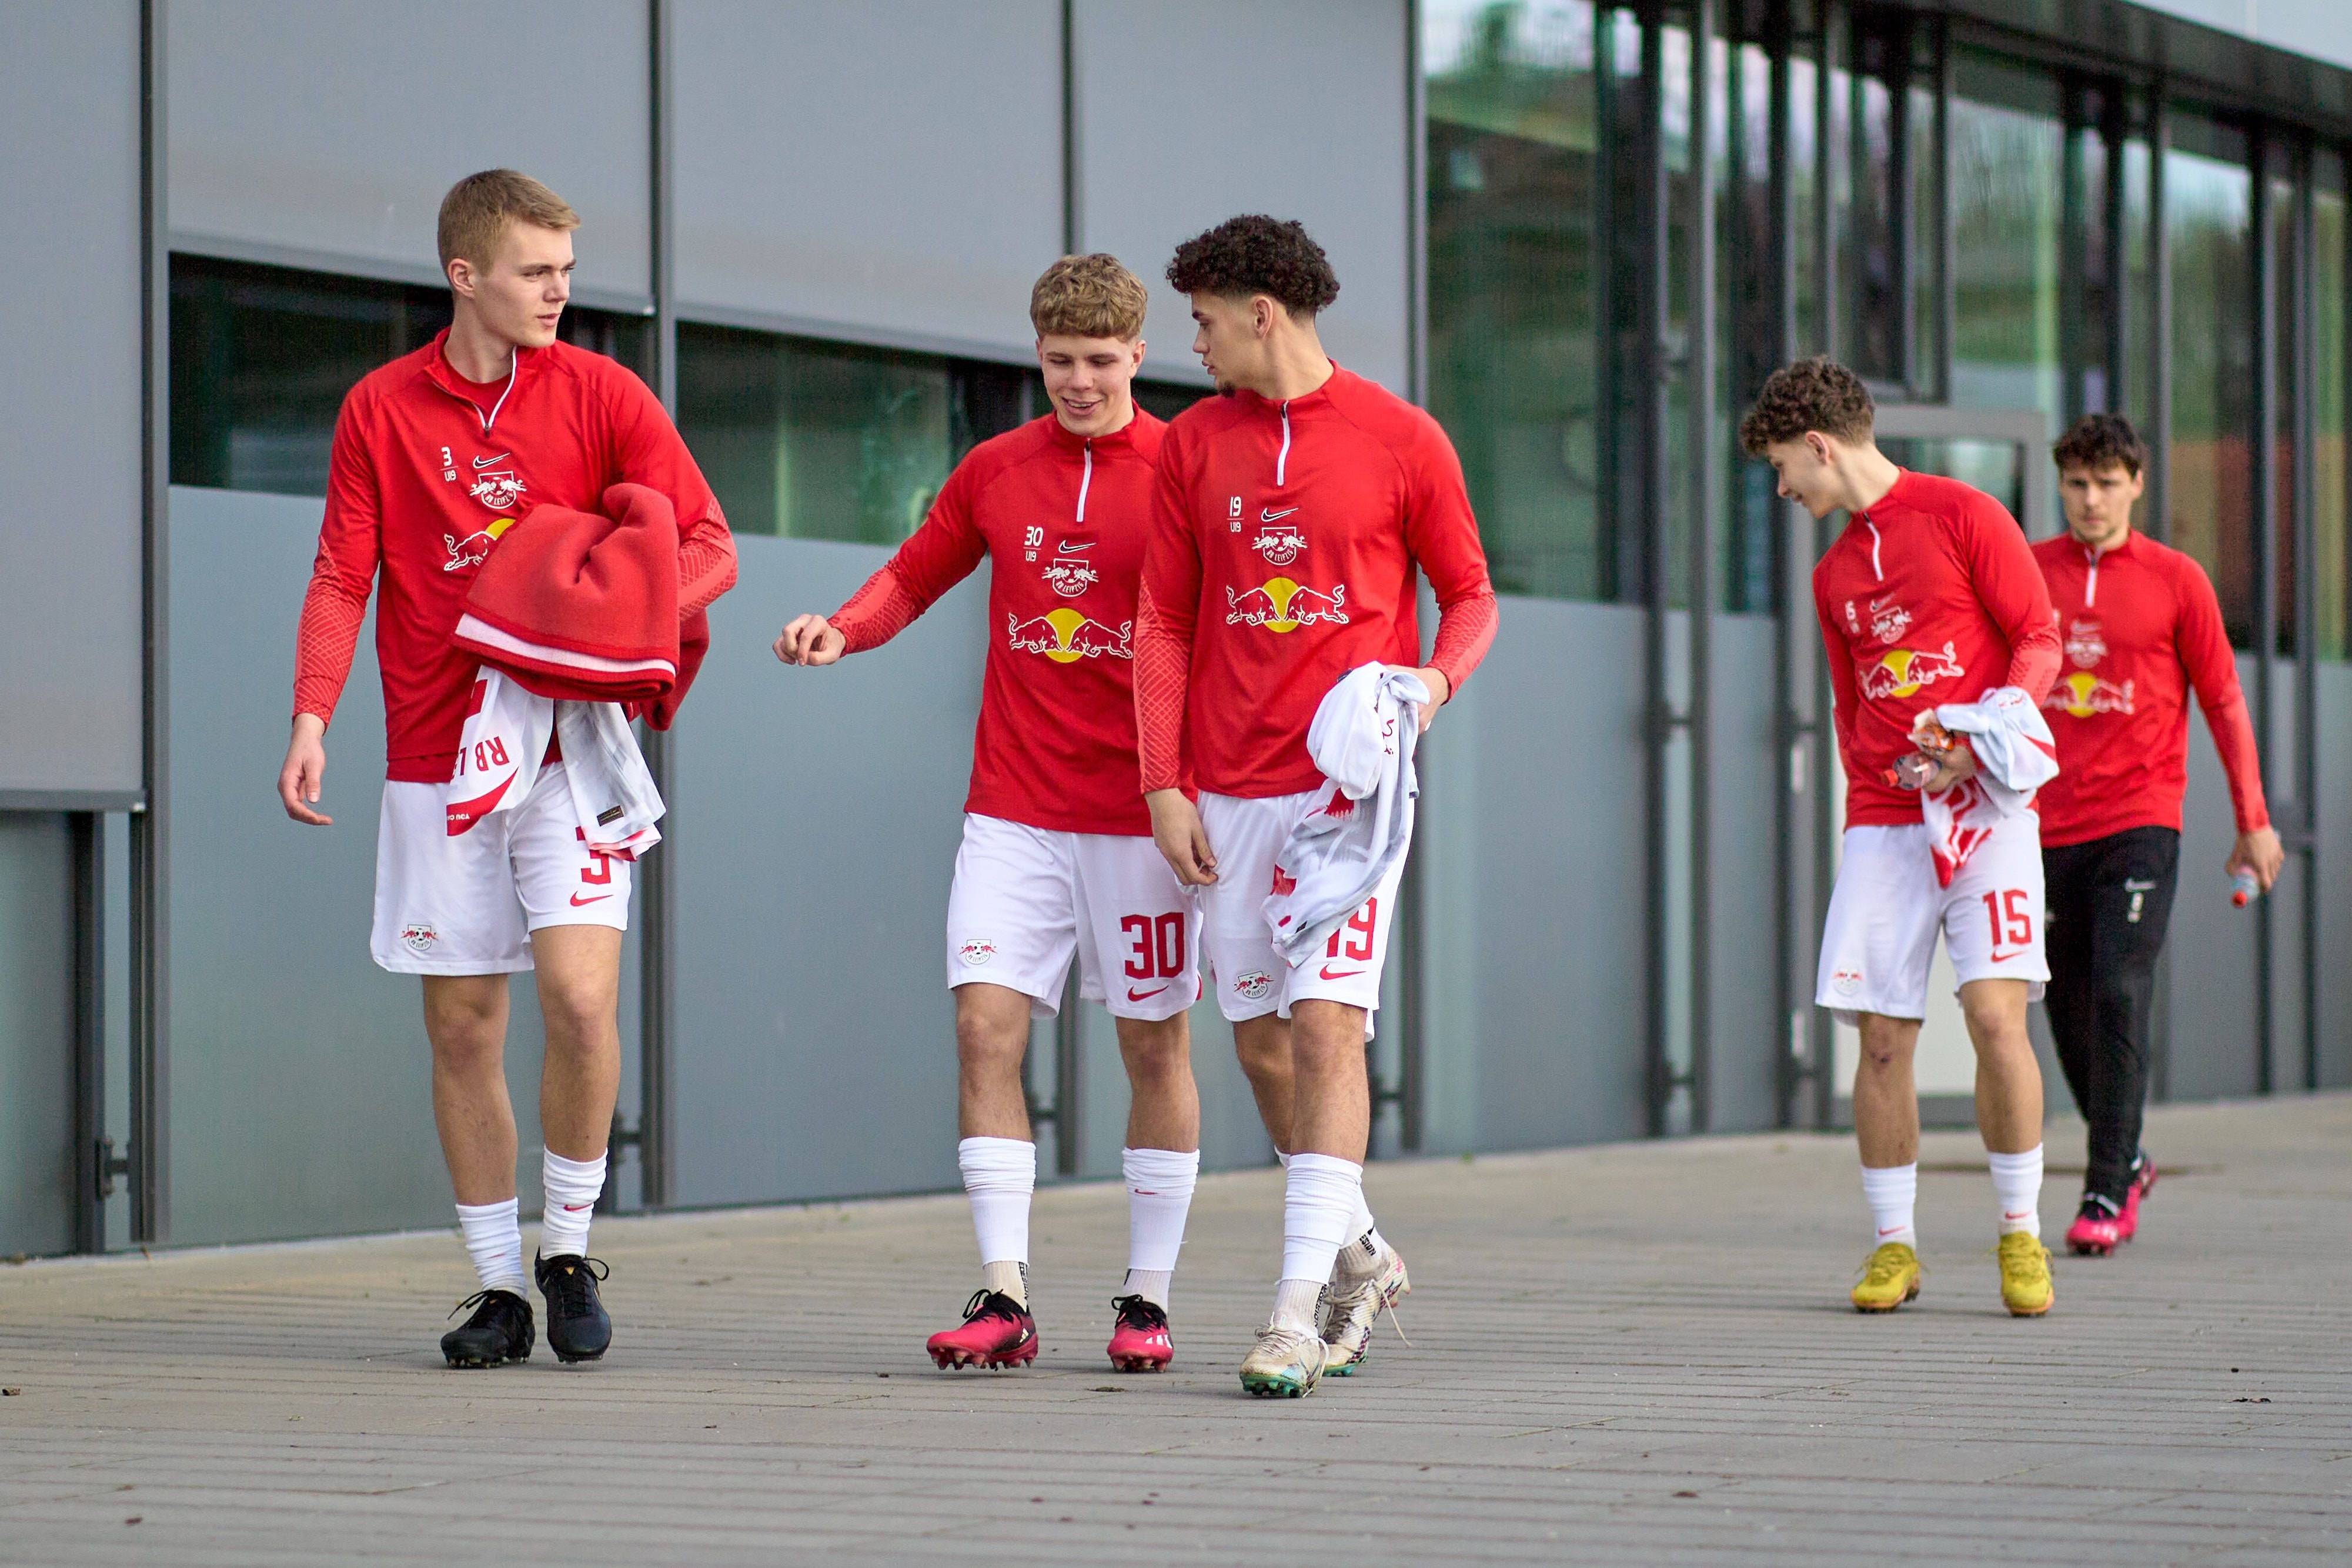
[2030,529,2269,847]
[293,330,733,783]
[1134,365,1498,798]
[828,410,1166,837]
[1813,469,2060,828]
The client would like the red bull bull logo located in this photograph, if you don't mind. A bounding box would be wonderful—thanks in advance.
[469,470,526,511]
[2046,670,2135,718]
[1860,640,1965,700]
[400,921,439,954]
[1234,970,1274,1001]
[2065,617,2107,668]
[1006,608,1131,663]
[1226,577,1349,633]
[1868,596,1911,644]
[1250,523,1306,566]
[442,515,519,572]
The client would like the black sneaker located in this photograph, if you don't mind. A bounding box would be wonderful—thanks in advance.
[441,1288,534,1369]
[534,1252,612,1363]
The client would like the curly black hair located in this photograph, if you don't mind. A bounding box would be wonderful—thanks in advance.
[2052,412,2146,477]
[1165,215,1340,317]
[1738,356,1875,453]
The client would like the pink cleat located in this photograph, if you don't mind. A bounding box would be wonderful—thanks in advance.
[2066,1197,2127,1256]
[926,1290,1037,1370]
[1105,1295,1174,1372]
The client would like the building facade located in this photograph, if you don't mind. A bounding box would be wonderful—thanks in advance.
[2,0,2347,1255]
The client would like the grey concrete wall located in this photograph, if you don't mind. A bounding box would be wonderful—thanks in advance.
[162,487,588,1246]
[168,0,653,300]
[0,1,144,797]
[2318,663,2352,1091]
[0,815,76,1256]
[1708,614,1785,1132]
[1418,597,1653,1154]
[1073,0,1413,392]
[671,0,1063,357]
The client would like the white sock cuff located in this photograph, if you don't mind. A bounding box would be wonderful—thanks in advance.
[456,1198,520,1222]
[1859,1162,1918,1198]
[1986,1145,2044,1181]
[543,1148,608,1190]
[1122,1146,1200,1191]
[958,1136,1037,1191]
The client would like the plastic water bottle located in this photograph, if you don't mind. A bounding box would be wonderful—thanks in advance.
[2230,868,2260,907]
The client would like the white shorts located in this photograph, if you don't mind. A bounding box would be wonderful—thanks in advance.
[944,814,1201,1022]
[1816,813,2048,1025]
[370,763,632,976]
[1198,790,1405,1027]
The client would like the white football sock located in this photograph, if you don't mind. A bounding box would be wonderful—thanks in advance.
[1121,1269,1173,1308]
[1272,1276,1324,1335]
[1860,1163,1917,1247]
[960,1136,1036,1307]
[539,1149,606,1260]
[1989,1145,2044,1238]
[455,1198,526,1296]
[1122,1146,1199,1305]
[1272,1154,1361,1331]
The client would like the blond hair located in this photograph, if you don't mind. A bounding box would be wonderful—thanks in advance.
[1030,253,1148,339]
[437,169,579,272]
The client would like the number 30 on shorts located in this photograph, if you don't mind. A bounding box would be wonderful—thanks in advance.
[1121,912,1188,979]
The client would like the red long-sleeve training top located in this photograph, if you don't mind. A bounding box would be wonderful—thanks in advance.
[293,331,734,783]
[1134,365,1499,798]
[827,410,1166,837]
[1813,469,2061,828]
[2029,529,2269,846]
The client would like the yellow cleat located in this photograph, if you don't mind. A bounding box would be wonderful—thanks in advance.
[1851,1241,1922,1312]
[1997,1231,2054,1316]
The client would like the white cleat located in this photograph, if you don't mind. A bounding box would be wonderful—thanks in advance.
[1318,1239,1410,1375]
[1238,1323,1328,1398]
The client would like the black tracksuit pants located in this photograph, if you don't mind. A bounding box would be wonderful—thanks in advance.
[2041,825,2181,1206]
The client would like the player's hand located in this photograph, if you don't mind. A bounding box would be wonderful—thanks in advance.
[774,614,846,667]
[1402,664,1452,733]
[279,714,332,826]
[2229,825,2284,893]
[1919,737,1978,794]
[1146,788,1218,886]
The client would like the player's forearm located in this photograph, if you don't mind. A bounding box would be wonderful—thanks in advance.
[676,523,737,619]
[291,571,370,729]
[1132,591,1190,794]
[829,564,927,654]
[2003,616,2062,705]
[2200,689,2273,833]
[1429,588,1499,698]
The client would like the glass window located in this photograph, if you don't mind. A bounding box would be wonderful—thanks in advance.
[1947,52,2063,436]
[2317,152,2347,662]
[169,255,649,498]
[2269,149,2297,658]
[1721,29,1779,614]
[2164,116,2256,648]
[1424,0,1614,601]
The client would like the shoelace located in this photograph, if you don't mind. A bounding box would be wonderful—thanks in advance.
[960,1289,1026,1325]
[1110,1294,1167,1333]
[1323,1265,1414,1348]
[1856,1248,1922,1288]
[447,1288,522,1323]
[542,1256,609,1316]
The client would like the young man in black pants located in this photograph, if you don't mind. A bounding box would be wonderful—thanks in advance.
[2030,414,2281,1256]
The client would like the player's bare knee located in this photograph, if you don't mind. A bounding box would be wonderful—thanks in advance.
[1117,1018,1191,1085]
[1856,1019,1917,1072]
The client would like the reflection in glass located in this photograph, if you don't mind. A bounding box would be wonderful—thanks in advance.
[1882,438,2026,529]
[1722,32,1779,614]
[1947,53,2062,434]
[2269,156,2297,657]
[2166,122,2256,648]
[678,326,957,544]
[1424,0,1612,601]
[2317,156,2346,662]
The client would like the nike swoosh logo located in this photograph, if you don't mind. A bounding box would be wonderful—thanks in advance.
[1057,540,1094,553]
[1878,1226,1905,1237]
[1318,965,1366,980]
[570,892,613,907]
[473,452,510,469]
[1260,506,1299,522]
[1127,984,1170,1002]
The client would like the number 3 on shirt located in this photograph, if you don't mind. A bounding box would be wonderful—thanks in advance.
[1325,898,1379,962]
[1122,912,1187,979]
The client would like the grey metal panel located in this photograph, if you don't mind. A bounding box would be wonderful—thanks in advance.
[1072,0,1412,392]
[2317,662,2351,1090]
[0,2,143,794]
[1418,599,1650,1153]
[670,1,1062,360]
[163,488,560,1245]
[167,1,652,300]
[0,814,76,1256]
[2159,651,2262,1101]
[1706,614,1782,1132]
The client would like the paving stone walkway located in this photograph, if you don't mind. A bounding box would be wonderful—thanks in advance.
[0,1095,2345,1565]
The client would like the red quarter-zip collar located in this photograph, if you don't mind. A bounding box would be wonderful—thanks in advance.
[1043,409,1140,455]
[421,327,534,435]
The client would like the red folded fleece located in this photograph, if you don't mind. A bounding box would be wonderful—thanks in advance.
[454,483,706,726]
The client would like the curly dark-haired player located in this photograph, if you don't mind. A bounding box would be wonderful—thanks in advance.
[1135,215,1498,1396]
[1743,357,2063,1318]
[2031,413,2278,1256]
